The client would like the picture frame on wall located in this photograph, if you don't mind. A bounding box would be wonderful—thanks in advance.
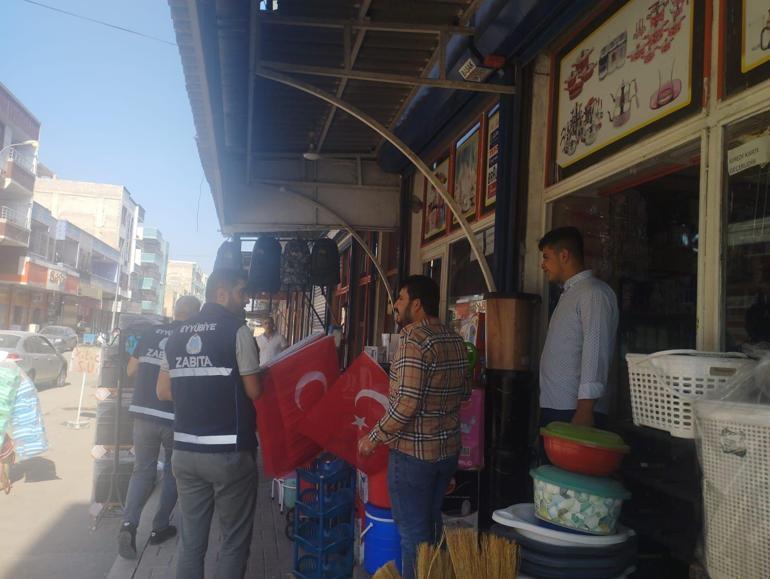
[723,0,770,96]
[452,123,480,225]
[422,157,450,243]
[484,108,500,212]
[549,0,705,182]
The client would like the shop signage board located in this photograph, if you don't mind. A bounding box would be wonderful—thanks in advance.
[727,134,770,176]
[422,157,449,242]
[453,124,480,225]
[724,1,770,95]
[741,0,770,74]
[46,268,67,292]
[485,110,500,210]
[552,0,704,177]
[72,345,103,375]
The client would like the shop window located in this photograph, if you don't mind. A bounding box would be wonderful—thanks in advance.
[339,247,351,290]
[447,227,495,320]
[383,232,398,274]
[551,155,700,419]
[12,306,23,327]
[724,111,770,349]
[422,258,442,284]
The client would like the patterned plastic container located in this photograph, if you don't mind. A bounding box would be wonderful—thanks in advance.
[531,466,630,536]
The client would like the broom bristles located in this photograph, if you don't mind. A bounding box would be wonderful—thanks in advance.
[372,561,402,579]
[480,532,519,578]
[445,527,484,579]
[417,535,455,579]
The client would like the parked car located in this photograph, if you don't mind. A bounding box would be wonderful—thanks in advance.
[39,325,78,352]
[0,332,68,387]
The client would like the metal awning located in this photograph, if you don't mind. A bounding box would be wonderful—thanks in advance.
[168,0,519,291]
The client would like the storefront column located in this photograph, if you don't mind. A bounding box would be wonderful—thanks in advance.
[698,125,724,351]
[523,55,551,343]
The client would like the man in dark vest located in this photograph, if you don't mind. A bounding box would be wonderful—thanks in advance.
[157,268,262,579]
[118,295,201,559]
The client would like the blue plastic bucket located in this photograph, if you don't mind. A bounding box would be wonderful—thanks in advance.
[363,504,402,575]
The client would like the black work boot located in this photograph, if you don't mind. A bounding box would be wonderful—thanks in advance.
[118,522,137,559]
[149,525,177,545]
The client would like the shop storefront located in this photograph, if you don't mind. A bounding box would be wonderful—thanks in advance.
[408,100,500,316]
[0,260,82,330]
[522,0,770,573]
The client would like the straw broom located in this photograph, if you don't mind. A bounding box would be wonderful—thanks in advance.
[372,561,401,579]
[481,532,520,578]
[444,527,484,579]
[417,534,455,579]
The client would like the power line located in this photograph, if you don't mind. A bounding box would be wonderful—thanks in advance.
[20,0,177,47]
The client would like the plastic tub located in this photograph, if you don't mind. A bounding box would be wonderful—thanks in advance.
[531,466,630,536]
[363,504,401,575]
[541,423,629,476]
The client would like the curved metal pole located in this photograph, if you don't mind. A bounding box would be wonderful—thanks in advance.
[255,68,498,293]
[266,183,396,312]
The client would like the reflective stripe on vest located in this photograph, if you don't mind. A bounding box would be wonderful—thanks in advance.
[174,432,238,445]
[138,356,164,366]
[169,367,233,378]
[129,404,174,421]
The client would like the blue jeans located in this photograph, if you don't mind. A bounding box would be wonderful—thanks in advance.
[388,450,458,579]
[123,417,177,530]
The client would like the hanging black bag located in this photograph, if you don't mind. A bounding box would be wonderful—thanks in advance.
[281,239,311,289]
[310,238,340,287]
[248,236,282,294]
[214,239,242,271]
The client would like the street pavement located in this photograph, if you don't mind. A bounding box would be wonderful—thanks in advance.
[0,353,122,579]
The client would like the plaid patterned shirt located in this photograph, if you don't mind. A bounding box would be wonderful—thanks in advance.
[369,318,470,461]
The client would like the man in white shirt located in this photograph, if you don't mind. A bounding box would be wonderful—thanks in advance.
[539,227,618,430]
[256,317,287,364]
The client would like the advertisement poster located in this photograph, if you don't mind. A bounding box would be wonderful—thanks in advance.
[423,157,449,241]
[555,0,696,170]
[453,126,479,224]
[485,110,500,209]
[742,0,770,73]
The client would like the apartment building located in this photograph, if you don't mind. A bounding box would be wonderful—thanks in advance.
[162,260,206,317]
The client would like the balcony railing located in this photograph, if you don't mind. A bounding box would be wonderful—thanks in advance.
[0,205,30,228]
[7,148,37,174]
[1,150,36,194]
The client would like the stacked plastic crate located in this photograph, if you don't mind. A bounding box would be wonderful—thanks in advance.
[294,456,355,579]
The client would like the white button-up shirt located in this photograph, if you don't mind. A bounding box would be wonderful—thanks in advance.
[539,270,619,412]
[256,332,288,364]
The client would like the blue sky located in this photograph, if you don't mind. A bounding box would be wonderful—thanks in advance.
[1,0,221,273]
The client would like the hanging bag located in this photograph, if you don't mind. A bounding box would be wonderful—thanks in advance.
[248,236,282,294]
[281,239,310,289]
[310,238,340,287]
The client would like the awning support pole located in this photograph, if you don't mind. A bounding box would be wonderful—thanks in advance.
[254,68,498,293]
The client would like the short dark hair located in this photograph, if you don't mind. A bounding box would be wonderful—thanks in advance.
[538,227,584,262]
[205,268,247,302]
[399,275,440,317]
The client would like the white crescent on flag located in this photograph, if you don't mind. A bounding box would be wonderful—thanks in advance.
[294,371,328,410]
[354,389,389,411]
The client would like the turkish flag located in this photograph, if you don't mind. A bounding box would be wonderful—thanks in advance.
[256,334,339,477]
[299,352,390,475]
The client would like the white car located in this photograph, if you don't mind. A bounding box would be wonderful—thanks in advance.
[0,331,68,387]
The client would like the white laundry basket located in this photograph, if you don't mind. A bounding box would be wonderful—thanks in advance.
[625,350,755,438]
[695,399,770,579]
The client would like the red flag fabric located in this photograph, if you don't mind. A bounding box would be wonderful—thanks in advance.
[256,334,339,477]
[300,352,390,474]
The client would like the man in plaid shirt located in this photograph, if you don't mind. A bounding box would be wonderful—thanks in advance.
[359,275,469,579]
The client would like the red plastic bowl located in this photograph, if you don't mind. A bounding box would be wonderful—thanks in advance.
[543,434,627,476]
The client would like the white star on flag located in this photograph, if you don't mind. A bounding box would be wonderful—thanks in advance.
[352,415,368,429]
